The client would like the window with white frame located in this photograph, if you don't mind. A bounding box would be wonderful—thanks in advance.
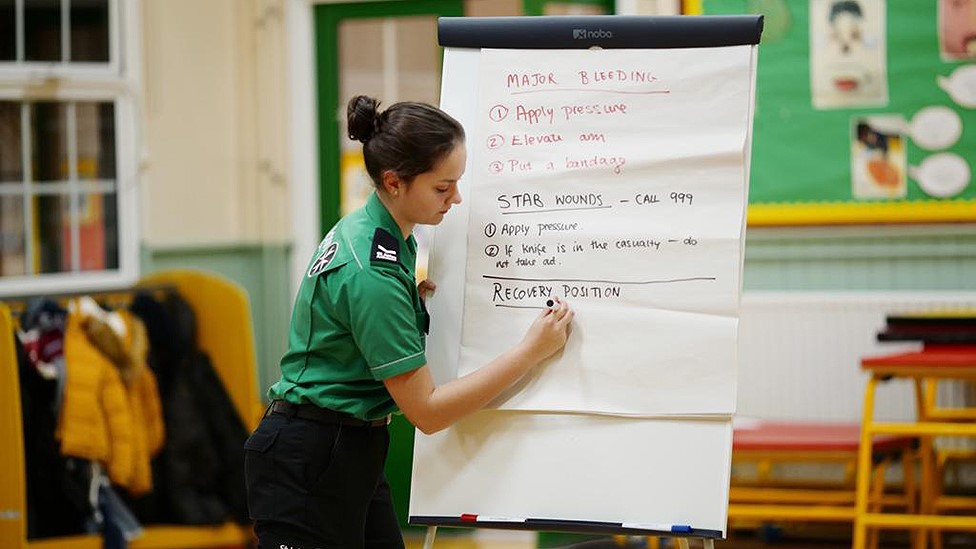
[0,0,138,297]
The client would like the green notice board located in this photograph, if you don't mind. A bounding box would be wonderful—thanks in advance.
[705,1,975,225]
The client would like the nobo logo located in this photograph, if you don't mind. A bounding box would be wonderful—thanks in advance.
[573,28,613,39]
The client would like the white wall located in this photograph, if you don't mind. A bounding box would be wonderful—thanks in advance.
[737,292,976,422]
[141,0,289,247]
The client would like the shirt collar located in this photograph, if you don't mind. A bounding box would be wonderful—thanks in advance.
[364,191,417,259]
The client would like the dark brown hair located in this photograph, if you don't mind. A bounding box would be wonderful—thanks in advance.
[347,95,465,188]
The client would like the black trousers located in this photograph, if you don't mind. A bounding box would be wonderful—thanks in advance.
[244,409,404,549]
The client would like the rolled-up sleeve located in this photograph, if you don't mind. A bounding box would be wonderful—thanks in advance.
[345,268,427,380]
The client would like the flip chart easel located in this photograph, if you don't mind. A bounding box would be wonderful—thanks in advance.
[412,15,762,547]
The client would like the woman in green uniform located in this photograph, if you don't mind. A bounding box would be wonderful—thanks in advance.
[244,95,574,549]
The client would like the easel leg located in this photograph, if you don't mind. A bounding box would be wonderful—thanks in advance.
[677,538,690,549]
[422,526,437,549]
[704,540,715,549]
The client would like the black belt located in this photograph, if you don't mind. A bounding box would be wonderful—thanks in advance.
[269,400,390,428]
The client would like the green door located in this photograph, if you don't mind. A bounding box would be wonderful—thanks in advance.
[313,0,614,539]
[314,0,463,531]
[315,0,464,233]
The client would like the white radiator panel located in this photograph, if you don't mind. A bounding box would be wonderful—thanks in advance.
[737,292,976,423]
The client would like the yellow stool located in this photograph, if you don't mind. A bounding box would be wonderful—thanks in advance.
[854,345,976,549]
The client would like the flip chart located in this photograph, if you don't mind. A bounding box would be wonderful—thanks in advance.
[441,46,755,415]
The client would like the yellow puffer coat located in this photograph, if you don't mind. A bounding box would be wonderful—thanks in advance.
[59,300,165,496]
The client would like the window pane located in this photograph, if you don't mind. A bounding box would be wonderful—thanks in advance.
[464,0,522,17]
[71,0,109,62]
[543,3,608,15]
[77,191,115,270]
[337,16,443,217]
[76,102,117,271]
[103,190,117,268]
[0,196,26,276]
[0,0,14,60]
[394,17,439,104]
[0,102,22,182]
[36,194,70,274]
[76,102,115,179]
[26,0,62,62]
[31,102,68,182]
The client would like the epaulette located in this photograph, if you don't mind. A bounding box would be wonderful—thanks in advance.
[370,228,401,268]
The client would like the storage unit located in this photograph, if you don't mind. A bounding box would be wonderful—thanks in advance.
[0,270,263,549]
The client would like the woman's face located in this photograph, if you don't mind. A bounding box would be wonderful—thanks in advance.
[400,143,466,227]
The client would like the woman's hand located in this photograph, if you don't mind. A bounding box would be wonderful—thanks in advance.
[384,296,574,434]
[519,296,574,363]
[417,279,436,302]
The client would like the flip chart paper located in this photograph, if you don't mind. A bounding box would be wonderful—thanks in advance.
[451,47,754,415]
[410,411,733,531]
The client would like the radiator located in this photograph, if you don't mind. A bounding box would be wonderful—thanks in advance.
[737,292,976,423]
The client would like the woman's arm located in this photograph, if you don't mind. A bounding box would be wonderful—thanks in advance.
[383,298,573,434]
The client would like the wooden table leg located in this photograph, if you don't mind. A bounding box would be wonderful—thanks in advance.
[854,375,879,549]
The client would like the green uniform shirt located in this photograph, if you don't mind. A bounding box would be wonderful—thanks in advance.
[268,193,429,420]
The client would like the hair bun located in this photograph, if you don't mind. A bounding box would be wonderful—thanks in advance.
[347,95,381,143]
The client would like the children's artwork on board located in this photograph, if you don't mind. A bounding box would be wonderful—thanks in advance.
[911,153,972,199]
[851,115,907,199]
[939,0,976,60]
[938,64,976,108]
[810,0,888,109]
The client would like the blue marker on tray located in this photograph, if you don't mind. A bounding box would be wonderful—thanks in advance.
[621,522,693,533]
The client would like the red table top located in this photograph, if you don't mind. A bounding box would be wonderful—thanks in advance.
[733,420,914,453]
[861,345,976,369]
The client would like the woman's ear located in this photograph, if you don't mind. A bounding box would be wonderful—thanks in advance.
[382,170,402,197]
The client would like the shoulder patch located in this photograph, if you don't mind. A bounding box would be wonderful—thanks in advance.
[307,227,340,277]
[371,228,400,265]
[307,242,339,277]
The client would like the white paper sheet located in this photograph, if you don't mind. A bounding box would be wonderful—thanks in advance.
[447,47,754,415]
[410,412,733,534]
[427,48,483,388]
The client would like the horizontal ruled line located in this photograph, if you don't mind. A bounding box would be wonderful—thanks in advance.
[483,275,717,285]
[501,205,612,215]
[510,88,671,95]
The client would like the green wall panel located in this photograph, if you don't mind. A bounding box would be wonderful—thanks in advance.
[743,225,976,290]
